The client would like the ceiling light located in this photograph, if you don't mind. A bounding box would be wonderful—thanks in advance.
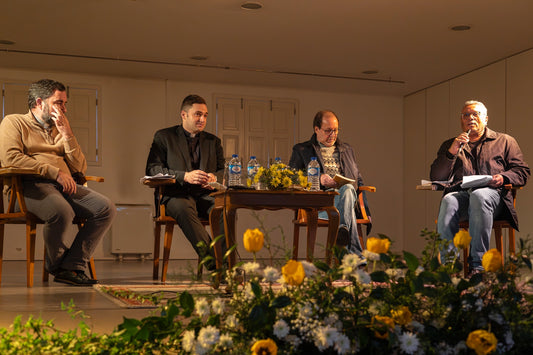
[0,39,16,45]
[189,56,209,61]
[362,70,379,75]
[241,2,263,10]
[450,25,471,31]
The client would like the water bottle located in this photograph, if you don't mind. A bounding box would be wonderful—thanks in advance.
[307,157,320,191]
[247,156,260,189]
[228,154,242,187]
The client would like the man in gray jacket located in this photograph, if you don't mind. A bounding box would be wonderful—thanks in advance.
[289,110,367,257]
[430,100,529,273]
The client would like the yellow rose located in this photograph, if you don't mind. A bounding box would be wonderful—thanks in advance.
[391,306,412,326]
[466,329,497,355]
[482,249,502,272]
[371,315,395,339]
[453,230,472,249]
[366,237,391,254]
[281,260,305,286]
[251,338,278,355]
[243,228,264,253]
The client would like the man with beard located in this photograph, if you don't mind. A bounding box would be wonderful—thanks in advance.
[430,100,529,274]
[0,79,116,286]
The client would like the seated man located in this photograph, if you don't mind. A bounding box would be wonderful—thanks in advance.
[289,110,368,257]
[145,94,225,269]
[0,79,116,286]
[430,100,529,272]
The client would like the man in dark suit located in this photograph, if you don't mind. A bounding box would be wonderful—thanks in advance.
[146,94,225,268]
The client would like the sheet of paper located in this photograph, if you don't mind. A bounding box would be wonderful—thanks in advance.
[460,175,493,189]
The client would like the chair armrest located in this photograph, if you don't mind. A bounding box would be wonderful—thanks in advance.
[142,178,176,188]
[85,176,104,183]
[359,185,376,193]
[0,167,40,177]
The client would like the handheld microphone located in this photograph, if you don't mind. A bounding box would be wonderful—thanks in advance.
[457,129,471,155]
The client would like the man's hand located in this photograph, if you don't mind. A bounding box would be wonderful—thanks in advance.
[51,105,74,139]
[57,170,77,195]
[488,174,504,188]
[184,170,210,185]
[320,174,337,188]
[448,131,470,155]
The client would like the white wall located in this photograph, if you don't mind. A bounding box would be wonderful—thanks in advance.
[404,49,533,256]
[1,67,403,262]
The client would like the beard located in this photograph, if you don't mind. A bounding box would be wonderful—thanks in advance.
[40,102,55,125]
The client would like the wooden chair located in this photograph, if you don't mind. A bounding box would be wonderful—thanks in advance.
[0,167,100,287]
[143,178,208,282]
[459,184,522,276]
[292,185,376,262]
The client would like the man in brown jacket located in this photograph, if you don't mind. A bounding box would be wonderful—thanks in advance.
[430,100,529,273]
[0,79,115,286]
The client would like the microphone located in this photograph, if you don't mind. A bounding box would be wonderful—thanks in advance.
[457,129,471,155]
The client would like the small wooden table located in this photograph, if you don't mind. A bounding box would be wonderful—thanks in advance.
[209,189,339,269]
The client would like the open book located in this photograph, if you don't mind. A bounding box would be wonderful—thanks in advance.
[334,174,356,187]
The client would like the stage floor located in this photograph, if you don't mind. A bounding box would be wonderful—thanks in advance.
[0,259,206,334]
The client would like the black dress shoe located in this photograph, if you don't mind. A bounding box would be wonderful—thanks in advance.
[54,270,98,286]
[336,226,350,247]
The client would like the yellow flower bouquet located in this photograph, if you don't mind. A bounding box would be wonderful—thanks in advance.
[250,163,310,190]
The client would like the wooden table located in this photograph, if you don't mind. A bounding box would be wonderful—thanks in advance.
[209,189,339,269]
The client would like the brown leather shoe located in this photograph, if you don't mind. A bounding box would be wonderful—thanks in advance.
[336,226,350,247]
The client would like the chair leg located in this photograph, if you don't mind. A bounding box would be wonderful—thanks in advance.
[88,258,97,279]
[508,228,516,257]
[197,257,203,280]
[357,224,365,250]
[26,222,36,288]
[42,246,49,282]
[161,222,174,283]
[153,223,161,280]
[0,225,4,286]
[494,226,504,262]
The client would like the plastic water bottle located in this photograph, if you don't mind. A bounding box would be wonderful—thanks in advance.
[228,154,242,187]
[307,157,320,191]
[247,156,260,189]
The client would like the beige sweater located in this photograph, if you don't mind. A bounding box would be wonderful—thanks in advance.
[0,111,87,180]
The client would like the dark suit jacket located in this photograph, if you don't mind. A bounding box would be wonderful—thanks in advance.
[145,125,225,199]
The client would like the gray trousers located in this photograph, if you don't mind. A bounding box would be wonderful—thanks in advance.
[22,180,116,274]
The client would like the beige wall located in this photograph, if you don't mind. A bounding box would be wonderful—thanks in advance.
[1,67,403,261]
[404,48,533,256]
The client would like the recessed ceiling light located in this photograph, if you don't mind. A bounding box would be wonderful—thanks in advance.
[190,56,209,61]
[362,70,379,75]
[241,2,263,10]
[450,25,471,31]
[0,39,16,45]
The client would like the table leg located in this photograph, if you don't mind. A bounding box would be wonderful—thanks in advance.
[209,206,224,270]
[324,206,340,265]
[305,209,318,261]
[224,207,238,269]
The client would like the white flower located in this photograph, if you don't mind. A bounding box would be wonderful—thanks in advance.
[474,298,484,312]
[181,330,195,352]
[385,268,406,279]
[262,266,280,283]
[415,265,424,276]
[334,333,351,354]
[211,298,225,315]
[241,262,261,275]
[194,342,210,355]
[286,334,302,349]
[301,260,317,277]
[436,341,454,355]
[225,314,239,329]
[398,331,420,354]
[410,320,425,332]
[503,330,514,350]
[195,297,210,317]
[218,333,233,349]
[299,302,314,317]
[362,249,380,261]
[273,319,290,339]
[197,325,220,347]
[314,326,338,351]
[451,277,462,287]
[354,269,371,284]
[454,340,467,352]
[324,313,339,327]
[244,283,255,300]
[488,312,504,325]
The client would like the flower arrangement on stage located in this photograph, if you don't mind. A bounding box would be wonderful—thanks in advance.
[249,163,310,190]
[1,229,532,354]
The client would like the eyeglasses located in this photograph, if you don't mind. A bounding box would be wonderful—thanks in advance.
[322,128,339,136]
[461,111,481,119]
